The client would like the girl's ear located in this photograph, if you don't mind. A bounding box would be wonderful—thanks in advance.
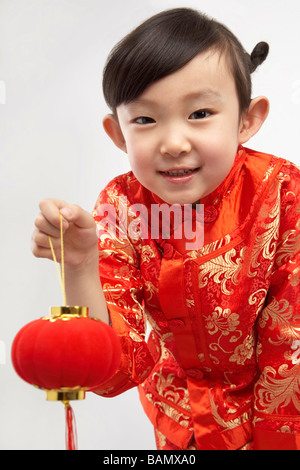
[103,114,127,152]
[239,96,269,144]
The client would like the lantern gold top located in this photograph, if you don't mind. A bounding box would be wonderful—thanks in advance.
[49,306,89,320]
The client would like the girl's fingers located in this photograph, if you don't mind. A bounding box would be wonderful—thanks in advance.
[32,199,97,263]
[60,204,95,230]
[38,199,94,233]
[34,212,61,238]
[39,199,71,230]
[31,231,55,260]
[32,229,59,249]
[35,199,74,237]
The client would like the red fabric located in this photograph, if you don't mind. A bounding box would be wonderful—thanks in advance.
[93,146,300,449]
[12,317,121,390]
[254,428,300,450]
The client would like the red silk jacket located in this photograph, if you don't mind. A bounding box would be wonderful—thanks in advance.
[92,146,300,450]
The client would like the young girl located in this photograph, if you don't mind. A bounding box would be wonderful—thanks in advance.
[31,8,300,450]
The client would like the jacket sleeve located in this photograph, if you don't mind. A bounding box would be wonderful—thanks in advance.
[253,162,300,450]
[91,178,154,397]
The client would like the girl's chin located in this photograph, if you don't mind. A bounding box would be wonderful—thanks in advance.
[154,193,203,206]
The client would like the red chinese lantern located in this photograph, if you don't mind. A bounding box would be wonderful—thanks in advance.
[12,215,121,449]
[11,306,121,449]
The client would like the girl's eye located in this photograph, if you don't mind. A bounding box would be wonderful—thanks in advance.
[189,110,211,120]
[134,116,155,124]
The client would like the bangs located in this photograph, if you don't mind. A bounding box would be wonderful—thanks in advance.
[103,9,218,110]
[102,8,261,113]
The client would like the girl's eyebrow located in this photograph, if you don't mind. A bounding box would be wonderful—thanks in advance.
[126,89,222,109]
[184,90,222,102]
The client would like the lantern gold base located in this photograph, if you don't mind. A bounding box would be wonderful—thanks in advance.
[46,388,86,402]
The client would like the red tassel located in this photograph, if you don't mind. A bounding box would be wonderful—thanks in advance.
[64,402,78,450]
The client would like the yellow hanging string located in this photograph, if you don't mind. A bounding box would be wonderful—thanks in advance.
[48,214,66,306]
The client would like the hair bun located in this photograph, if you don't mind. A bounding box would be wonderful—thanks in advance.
[249,41,269,73]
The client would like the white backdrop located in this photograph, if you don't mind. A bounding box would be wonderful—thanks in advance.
[0,0,299,450]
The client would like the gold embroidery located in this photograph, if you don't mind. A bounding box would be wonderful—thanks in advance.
[280,425,292,434]
[248,289,268,317]
[141,245,156,263]
[154,429,167,449]
[145,371,192,428]
[129,331,144,342]
[256,341,262,357]
[289,265,300,286]
[229,332,255,365]
[210,392,252,430]
[248,189,280,278]
[102,281,146,332]
[205,307,242,357]
[255,363,300,413]
[186,235,231,260]
[258,298,300,345]
[198,247,246,295]
[105,185,121,203]
[275,221,300,267]
[205,307,240,336]
[144,280,159,304]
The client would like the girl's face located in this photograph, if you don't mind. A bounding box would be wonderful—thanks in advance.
[107,50,253,205]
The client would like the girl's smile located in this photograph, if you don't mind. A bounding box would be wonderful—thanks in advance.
[159,167,201,184]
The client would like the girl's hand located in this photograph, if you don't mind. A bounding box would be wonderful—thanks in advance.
[31,199,98,269]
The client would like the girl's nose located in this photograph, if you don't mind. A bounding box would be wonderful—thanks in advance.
[160,128,192,158]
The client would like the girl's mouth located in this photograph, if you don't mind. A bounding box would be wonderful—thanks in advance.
[159,167,200,182]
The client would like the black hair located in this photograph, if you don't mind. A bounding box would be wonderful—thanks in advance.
[103,8,269,113]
